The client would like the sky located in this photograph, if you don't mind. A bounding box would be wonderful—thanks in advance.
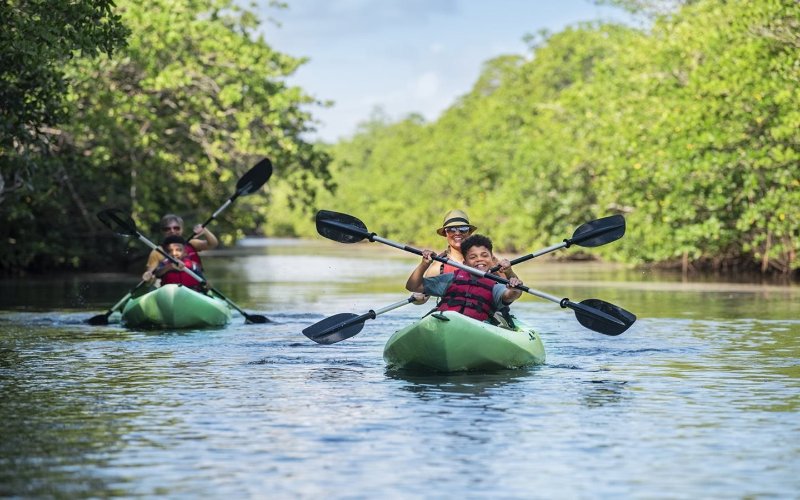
[258,1,632,143]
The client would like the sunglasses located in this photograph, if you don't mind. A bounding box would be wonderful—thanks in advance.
[444,226,471,235]
[162,225,182,231]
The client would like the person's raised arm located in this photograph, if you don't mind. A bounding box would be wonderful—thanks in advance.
[190,225,219,251]
[406,249,435,293]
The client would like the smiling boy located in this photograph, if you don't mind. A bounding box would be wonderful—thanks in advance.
[406,234,523,322]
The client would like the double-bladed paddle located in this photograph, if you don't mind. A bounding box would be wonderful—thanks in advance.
[488,214,626,272]
[97,208,269,324]
[313,210,636,336]
[87,159,272,325]
[303,296,417,345]
[302,215,629,342]
[192,158,272,237]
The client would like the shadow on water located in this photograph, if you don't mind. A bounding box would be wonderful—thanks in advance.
[385,367,534,399]
[578,379,629,407]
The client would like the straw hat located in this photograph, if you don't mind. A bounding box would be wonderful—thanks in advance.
[436,209,477,236]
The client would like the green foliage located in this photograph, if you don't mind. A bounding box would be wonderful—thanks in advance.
[277,0,798,275]
[594,0,694,18]
[585,0,800,273]
[64,0,332,242]
[3,0,797,277]
[0,0,129,148]
[0,0,130,273]
[0,0,332,274]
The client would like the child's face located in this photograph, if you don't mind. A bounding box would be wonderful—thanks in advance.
[463,245,493,270]
[166,243,185,260]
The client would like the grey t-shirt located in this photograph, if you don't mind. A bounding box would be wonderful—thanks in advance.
[422,273,511,310]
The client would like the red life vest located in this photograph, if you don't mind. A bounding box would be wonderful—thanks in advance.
[158,258,204,290]
[437,250,461,275]
[439,262,460,274]
[436,269,496,321]
[184,243,202,267]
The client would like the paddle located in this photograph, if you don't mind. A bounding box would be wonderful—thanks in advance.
[488,214,626,272]
[303,296,417,345]
[86,159,272,325]
[315,210,636,336]
[86,279,149,325]
[97,208,269,324]
[192,158,273,236]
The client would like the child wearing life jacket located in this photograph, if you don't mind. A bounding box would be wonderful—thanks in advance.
[149,234,207,292]
[405,234,523,323]
[141,213,218,282]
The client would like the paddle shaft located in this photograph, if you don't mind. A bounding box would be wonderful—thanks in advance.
[195,197,236,235]
[490,216,626,271]
[504,241,567,267]
[315,297,415,338]
[406,239,628,326]
[109,280,146,312]
[187,157,272,238]
[322,219,624,327]
[366,233,561,302]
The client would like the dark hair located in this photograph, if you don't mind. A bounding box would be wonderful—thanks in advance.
[161,235,186,248]
[460,234,493,256]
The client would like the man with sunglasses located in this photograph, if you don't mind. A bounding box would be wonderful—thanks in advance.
[141,214,218,283]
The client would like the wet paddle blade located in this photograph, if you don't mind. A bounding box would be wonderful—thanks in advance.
[86,312,111,325]
[315,210,370,244]
[97,208,139,237]
[244,313,270,324]
[235,158,273,197]
[573,298,636,336]
[303,313,364,345]
[569,215,626,248]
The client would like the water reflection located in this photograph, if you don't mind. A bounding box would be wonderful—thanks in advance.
[1,239,799,498]
[579,379,629,407]
[386,369,531,399]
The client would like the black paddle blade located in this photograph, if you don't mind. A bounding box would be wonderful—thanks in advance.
[236,158,273,197]
[303,313,365,345]
[97,208,139,237]
[86,312,111,325]
[244,313,270,324]
[573,298,636,336]
[569,215,626,248]
[315,210,370,244]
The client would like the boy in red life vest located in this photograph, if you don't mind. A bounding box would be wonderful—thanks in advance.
[147,235,207,292]
[406,234,523,323]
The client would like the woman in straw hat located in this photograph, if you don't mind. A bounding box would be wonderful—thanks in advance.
[424,209,518,279]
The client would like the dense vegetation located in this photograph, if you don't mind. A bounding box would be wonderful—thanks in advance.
[267,0,799,276]
[1,0,797,277]
[0,0,331,274]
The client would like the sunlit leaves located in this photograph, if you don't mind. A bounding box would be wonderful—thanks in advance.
[311,0,798,274]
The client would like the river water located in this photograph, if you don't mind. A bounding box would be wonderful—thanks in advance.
[1,239,798,498]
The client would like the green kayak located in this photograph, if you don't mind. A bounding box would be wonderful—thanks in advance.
[383,310,546,372]
[121,284,232,329]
